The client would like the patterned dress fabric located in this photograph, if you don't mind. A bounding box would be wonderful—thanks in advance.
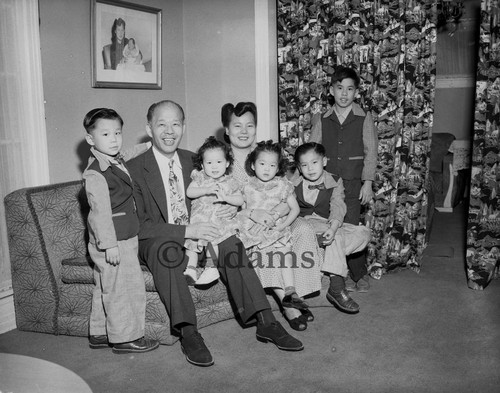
[232,160,324,297]
[240,177,294,249]
[466,0,500,290]
[239,176,294,290]
[184,170,245,250]
[277,0,437,277]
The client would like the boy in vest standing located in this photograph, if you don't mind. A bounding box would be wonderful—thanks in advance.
[83,108,158,353]
[293,143,371,313]
[309,66,378,293]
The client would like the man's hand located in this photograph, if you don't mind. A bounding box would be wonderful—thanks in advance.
[185,222,221,242]
[105,246,120,266]
[359,181,374,205]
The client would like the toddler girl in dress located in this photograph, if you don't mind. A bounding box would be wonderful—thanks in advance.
[241,140,308,315]
[183,136,244,285]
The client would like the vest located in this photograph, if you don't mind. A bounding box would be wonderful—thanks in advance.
[295,183,334,219]
[322,111,365,180]
[88,159,139,241]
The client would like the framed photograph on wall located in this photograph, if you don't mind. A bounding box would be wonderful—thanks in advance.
[91,0,161,89]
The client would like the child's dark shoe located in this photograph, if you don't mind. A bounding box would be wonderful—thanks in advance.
[89,335,110,349]
[112,337,159,354]
[326,289,360,314]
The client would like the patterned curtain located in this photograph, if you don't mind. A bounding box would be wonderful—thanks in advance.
[466,0,500,290]
[277,0,437,278]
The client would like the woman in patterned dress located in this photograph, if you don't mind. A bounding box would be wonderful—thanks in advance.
[221,102,323,331]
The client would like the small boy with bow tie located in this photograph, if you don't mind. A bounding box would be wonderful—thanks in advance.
[293,142,371,314]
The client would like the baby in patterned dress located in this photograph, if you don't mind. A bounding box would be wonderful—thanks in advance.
[240,140,308,311]
[183,137,244,285]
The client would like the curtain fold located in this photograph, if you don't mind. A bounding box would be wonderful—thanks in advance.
[466,0,500,290]
[0,0,49,291]
[277,0,437,278]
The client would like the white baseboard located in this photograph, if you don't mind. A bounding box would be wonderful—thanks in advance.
[0,285,16,334]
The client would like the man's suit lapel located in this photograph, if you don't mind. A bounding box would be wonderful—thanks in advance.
[143,149,170,222]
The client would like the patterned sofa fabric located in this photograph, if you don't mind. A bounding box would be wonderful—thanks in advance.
[4,181,235,345]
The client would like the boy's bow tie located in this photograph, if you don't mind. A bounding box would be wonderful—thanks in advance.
[308,183,326,190]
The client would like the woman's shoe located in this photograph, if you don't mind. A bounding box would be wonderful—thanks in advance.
[300,309,314,322]
[283,308,308,331]
[282,293,309,310]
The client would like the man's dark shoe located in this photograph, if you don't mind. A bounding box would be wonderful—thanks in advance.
[180,332,214,367]
[326,289,360,314]
[111,337,160,354]
[89,335,110,349]
[256,321,304,351]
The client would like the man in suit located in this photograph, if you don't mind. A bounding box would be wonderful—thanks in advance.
[127,100,303,367]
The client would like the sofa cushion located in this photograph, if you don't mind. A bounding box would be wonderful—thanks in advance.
[61,256,156,292]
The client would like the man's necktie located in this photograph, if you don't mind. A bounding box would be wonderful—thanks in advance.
[308,183,326,190]
[168,160,189,225]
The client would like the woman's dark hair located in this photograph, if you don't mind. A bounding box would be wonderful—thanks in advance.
[221,102,257,128]
[111,18,126,43]
[294,142,326,165]
[245,140,287,178]
[192,136,234,174]
[83,108,123,133]
[332,65,360,88]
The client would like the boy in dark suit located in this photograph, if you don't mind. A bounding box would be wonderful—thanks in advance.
[83,108,158,353]
[293,142,371,314]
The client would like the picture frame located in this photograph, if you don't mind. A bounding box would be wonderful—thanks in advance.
[91,0,162,89]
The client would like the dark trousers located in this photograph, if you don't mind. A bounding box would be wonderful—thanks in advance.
[139,235,271,329]
[343,179,368,282]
